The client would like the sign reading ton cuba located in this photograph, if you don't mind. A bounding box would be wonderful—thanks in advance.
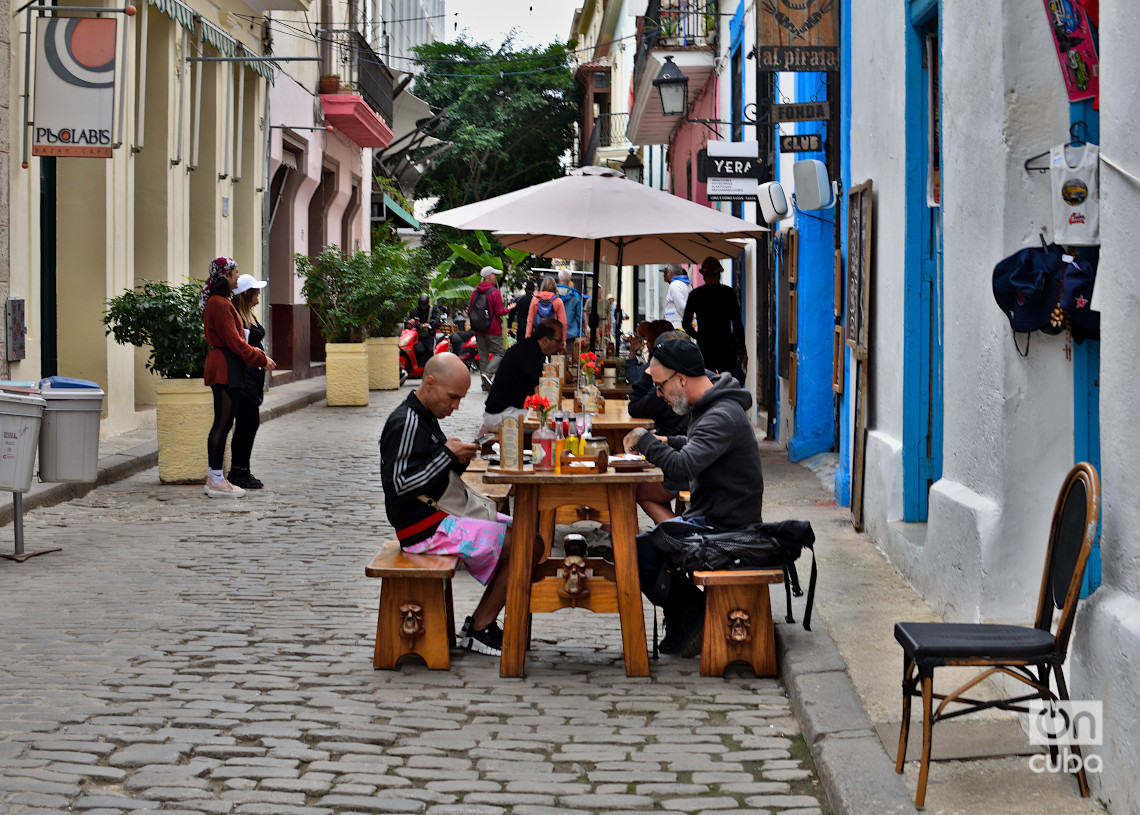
[757,0,840,73]
[34,17,117,158]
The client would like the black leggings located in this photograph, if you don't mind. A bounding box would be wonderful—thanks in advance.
[208,386,262,471]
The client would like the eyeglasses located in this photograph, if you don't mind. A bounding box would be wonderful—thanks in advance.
[653,371,680,395]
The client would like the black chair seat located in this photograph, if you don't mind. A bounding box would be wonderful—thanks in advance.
[895,622,1055,668]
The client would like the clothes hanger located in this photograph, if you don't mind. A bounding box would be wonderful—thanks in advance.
[1023,121,1091,173]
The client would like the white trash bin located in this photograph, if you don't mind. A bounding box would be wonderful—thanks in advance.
[38,377,105,483]
[0,390,46,492]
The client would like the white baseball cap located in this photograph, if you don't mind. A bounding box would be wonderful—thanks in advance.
[233,274,267,295]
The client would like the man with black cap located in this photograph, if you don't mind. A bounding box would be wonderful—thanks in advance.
[623,337,764,656]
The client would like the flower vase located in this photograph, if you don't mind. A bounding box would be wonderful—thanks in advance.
[578,375,601,415]
[532,420,555,472]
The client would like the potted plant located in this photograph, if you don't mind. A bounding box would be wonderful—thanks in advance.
[103,279,219,483]
[319,73,340,94]
[359,237,428,390]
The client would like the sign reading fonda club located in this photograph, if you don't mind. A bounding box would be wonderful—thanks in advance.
[757,0,840,73]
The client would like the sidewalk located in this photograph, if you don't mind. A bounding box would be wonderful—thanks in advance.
[0,378,1104,815]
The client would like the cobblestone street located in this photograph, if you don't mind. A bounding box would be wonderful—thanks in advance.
[0,376,827,815]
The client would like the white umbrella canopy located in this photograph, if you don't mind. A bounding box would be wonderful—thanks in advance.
[425,165,767,266]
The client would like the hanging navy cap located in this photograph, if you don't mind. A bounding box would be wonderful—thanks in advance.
[992,244,1066,332]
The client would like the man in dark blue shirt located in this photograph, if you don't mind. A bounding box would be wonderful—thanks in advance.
[479,319,565,435]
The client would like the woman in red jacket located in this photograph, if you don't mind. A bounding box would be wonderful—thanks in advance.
[201,257,276,498]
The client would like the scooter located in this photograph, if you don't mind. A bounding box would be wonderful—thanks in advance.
[398,319,440,381]
[450,328,479,371]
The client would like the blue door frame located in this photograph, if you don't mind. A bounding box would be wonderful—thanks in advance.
[902,1,944,521]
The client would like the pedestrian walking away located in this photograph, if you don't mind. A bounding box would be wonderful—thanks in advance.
[201,256,276,499]
[506,279,535,338]
[682,257,747,384]
[468,266,510,391]
[662,263,692,329]
[228,273,270,490]
[525,276,568,340]
[379,352,543,655]
[556,269,585,341]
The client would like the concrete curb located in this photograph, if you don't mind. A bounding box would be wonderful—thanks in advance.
[777,617,915,815]
[0,378,327,527]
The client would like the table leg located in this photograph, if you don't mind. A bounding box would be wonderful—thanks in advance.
[607,483,649,677]
[501,484,538,677]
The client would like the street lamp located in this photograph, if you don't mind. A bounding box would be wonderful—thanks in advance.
[652,56,688,117]
[621,148,643,184]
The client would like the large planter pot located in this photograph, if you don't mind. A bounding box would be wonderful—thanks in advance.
[155,377,227,483]
[326,342,370,406]
[366,336,401,390]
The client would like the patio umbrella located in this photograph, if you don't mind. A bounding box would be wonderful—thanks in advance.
[426,165,768,348]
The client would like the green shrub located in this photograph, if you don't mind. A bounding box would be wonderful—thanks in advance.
[103,280,209,379]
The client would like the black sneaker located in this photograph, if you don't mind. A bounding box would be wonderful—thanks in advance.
[457,615,473,649]
[466,621,503,656]
[680,609,705,658]
[228,469,264,489]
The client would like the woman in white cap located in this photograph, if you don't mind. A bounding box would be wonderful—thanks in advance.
[228,273,270,489]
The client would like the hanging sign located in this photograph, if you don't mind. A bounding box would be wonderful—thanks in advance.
[771,101,831,123]
[1042,0,1098,103]
[33,17,117,158]
[757,0,840,72]
[704,141,763,202]
[780,134,823,153]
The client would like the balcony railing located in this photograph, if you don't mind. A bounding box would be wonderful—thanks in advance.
[581,112,629,166]
[321,30,395,127]
[633,0,717,95]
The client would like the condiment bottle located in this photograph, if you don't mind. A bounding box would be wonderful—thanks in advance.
[553,413,565,473]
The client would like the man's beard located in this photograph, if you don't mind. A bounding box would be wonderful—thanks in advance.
[668,391,692,415]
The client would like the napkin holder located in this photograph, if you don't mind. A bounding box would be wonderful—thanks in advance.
[559,449,608,473]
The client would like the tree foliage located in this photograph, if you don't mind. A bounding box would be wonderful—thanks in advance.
[411,37,578,212]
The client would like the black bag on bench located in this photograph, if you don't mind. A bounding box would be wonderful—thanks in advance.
[646,519,817,631]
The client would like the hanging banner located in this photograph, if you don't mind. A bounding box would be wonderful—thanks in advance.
[1042,0,1099,103]
[33,17,117,158]
[757,0,840,72]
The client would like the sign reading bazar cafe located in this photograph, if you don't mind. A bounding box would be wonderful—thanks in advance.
[33,17,117,158]
[757,0,840,72]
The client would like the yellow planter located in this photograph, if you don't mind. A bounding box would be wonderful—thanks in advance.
[325,342,370,406]
[155,378,228,483]
[366,336,401,390]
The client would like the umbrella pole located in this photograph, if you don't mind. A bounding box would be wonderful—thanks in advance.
[613,241,625,355]
[589,240,601,353]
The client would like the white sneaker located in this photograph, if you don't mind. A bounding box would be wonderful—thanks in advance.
[204,477,245,498]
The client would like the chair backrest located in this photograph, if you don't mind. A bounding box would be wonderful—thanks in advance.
[1033,462,1100,657]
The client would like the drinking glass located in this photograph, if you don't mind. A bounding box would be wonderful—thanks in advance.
[576,411,588,438]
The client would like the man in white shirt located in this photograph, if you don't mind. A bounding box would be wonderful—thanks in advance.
[662,264,692,328]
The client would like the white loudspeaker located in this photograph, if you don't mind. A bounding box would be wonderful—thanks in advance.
[793,159,835,210]
[757,182,789,223]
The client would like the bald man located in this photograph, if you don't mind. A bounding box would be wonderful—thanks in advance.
[380,353,535,656]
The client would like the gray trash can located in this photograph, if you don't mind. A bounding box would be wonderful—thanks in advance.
[38,377,105,483]
[0,389,46,492]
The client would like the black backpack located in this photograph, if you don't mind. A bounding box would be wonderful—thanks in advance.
[469,289,492,332]
[645,519,817,630]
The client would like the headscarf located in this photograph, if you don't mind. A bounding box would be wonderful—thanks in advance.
[199,256,237,315]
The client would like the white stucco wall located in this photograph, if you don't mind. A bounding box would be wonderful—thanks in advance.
[1068,1,1140,809]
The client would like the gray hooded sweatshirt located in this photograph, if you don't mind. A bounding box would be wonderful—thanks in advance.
[634,373,765,530]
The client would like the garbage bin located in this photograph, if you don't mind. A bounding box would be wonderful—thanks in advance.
[0,390,46,492]
[37,377,105,483]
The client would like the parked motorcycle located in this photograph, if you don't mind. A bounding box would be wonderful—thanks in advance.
[398,319,444,381]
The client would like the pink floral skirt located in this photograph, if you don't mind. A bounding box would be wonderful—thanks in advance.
[404,513,511,585]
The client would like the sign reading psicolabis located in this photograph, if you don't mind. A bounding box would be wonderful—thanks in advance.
[771,101,831,123]
[758,0,839,72]
[33,17,117,158]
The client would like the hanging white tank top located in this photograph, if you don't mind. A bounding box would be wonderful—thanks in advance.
[1050,143,1100,246]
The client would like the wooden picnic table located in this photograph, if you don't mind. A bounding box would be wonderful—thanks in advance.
[481,465,663,678]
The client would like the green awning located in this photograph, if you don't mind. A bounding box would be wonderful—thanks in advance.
[382,194,419,229]
[148,0,194,32]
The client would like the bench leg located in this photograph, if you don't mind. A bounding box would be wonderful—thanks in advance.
[701,584,778,678]
[374,576,452,671]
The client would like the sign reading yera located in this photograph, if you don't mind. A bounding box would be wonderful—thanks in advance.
[34,17,117,158]
[757,0,840,72]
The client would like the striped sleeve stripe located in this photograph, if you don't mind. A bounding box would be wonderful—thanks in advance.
[392,411,452,495]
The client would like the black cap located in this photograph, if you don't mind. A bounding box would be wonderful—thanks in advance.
[651,338,705,376]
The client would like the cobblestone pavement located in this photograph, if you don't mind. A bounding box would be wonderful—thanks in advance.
[0,375,828,815]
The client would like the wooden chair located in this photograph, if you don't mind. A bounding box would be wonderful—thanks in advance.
[366,542,457,671]
[893,462,1100,808]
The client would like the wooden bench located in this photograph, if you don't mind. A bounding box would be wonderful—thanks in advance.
[365,542,457,671]
[693,569,784,678]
